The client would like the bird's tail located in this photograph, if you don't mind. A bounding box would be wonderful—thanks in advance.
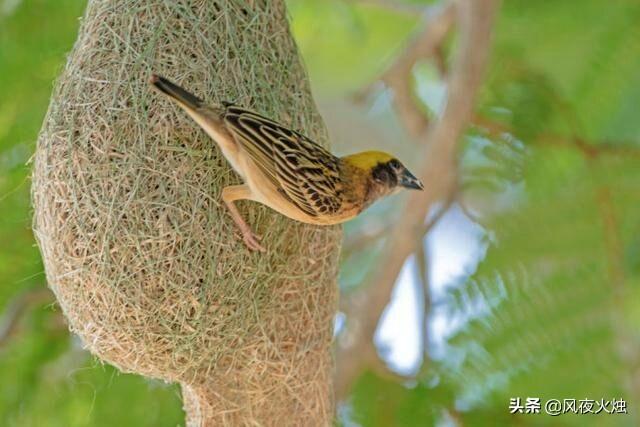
[150,73,234,153]
[150,74,203,110]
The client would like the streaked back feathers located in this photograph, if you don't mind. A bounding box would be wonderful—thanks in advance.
[223,105,344,218]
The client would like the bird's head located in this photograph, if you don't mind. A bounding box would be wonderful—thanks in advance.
[343,151,424,195]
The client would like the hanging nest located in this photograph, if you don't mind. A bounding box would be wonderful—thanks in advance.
[32,0,340,425]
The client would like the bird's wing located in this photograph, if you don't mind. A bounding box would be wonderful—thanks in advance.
[223,105,342,217]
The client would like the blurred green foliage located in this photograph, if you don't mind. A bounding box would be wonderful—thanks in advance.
[1,0,639,425]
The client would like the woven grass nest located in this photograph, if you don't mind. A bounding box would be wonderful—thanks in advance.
[32,0,340,424]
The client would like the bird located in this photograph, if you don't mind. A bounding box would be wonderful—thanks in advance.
[150,74,424,252]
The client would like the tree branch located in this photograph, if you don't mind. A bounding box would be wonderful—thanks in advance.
[354,2,456,139]
[346,0,430,14]
[472,114,640,159]
[382,2,455,138]
[415,232,430,359]
[336,0,498,399]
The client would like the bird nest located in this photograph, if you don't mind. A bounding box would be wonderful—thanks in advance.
[32,0,340,424]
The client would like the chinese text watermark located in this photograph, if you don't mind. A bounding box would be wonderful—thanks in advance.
[509,397,628,416]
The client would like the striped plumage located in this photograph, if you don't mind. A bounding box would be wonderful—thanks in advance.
[224,106,343,219]
[151,75,423,251]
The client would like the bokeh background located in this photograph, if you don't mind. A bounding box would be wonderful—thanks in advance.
[1,0,639,425]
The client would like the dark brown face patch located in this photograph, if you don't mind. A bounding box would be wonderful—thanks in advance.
[371,161,399,188]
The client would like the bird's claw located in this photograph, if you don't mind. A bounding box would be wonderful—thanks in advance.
[242,230,266,252]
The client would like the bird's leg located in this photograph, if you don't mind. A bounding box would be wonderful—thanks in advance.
[221,185,266,252]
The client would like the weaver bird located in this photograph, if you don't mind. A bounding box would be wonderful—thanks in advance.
[150,74,423,252]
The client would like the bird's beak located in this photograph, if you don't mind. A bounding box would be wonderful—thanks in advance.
[400,169,424,191]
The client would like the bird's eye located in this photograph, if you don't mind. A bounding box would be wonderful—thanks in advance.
[388,159,401,169]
